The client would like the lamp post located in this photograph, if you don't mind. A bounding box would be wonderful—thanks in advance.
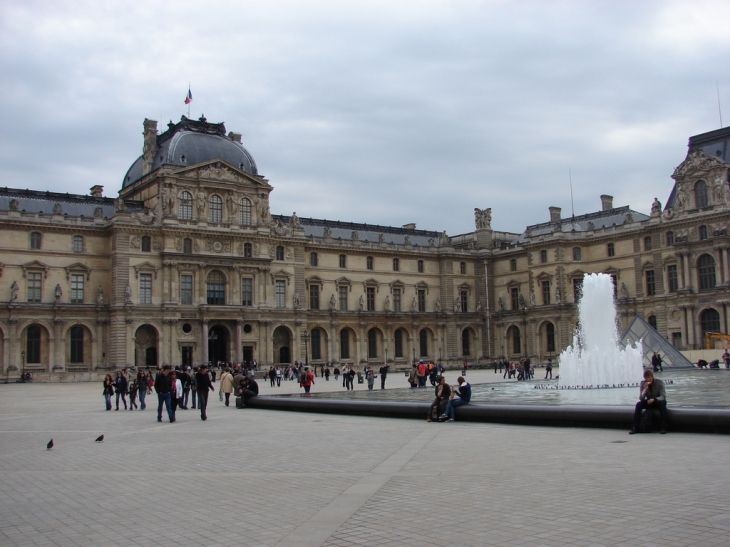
[438,346,442,364]
[300,330,310,367]
[384,347,388,364]
[20,350,25,383]
[412,346,416,365]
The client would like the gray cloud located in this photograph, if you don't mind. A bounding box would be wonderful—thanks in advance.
[0,0,728,234]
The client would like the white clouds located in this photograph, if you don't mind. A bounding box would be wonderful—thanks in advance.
[0,0,727,233]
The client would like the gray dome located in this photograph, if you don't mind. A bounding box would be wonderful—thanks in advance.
[123,116,258,188]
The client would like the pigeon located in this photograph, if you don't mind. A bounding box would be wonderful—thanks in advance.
[47,439,53,450]
[95,435,104,443]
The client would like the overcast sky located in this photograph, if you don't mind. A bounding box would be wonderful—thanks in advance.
[1,0,728,235]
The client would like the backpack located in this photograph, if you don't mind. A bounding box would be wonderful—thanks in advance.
[299,371,308,383]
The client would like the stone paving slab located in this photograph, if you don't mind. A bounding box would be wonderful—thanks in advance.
[1,382,729,547]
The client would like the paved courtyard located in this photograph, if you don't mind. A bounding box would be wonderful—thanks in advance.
[1,381,729,547]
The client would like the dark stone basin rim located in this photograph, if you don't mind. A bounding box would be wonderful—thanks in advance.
[245,396,730,434]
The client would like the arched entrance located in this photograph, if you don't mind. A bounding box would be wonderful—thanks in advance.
[208,324,230,365]
[273,326,292,364]
[135,325,158,368]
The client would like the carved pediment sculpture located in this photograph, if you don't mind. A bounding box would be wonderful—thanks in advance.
[198,164,243,182]
[474,208,492,230]
[672,149,725,179]
[271,220,292,237]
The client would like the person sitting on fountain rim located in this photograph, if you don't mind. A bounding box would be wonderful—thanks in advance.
[630,369,667,435]
[440,376,471,422]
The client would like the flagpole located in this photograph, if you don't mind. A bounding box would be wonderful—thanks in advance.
[187,82,191,118]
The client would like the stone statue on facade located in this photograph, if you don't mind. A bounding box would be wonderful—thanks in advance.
[96,285,104,305]
[384,295,390,311]
[498,297,504,311]
[9,199,19,211]
[290,212,300,228]
[54,284,62,302]
[651,197,662,216]
[378,233,385,244]
[226,194,238,217]
[555,286,561,304]
[474,208,492,230]
[411,296,417,312]
[476,301,482,312]
[620,282,628,299]
[435,297,441,312]
[196,192,206,215]
[323,227,332,239]
[454,299,461,313]
[359,294,364,310]
[330,293,336,309]
[125,284,133,304]
[10,280,18,302]
[351,231,359,241]
[293,292,300,308]
[529,290,536,307]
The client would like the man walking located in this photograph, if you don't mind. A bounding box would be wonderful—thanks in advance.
[154,365,174,423]
[379,362,389,389]
[196,364,215,421]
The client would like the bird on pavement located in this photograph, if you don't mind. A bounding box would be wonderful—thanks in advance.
[95,435,104,443]
[47,439,53,450]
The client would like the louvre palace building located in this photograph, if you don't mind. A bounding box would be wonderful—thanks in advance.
[1,115,729,378]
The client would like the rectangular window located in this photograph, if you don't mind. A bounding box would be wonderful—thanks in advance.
[339,285,348,311]
[393,288,401,312]
[275,280,286,308]
[180,275,193,305]
[572,247,581,261]
[340,330,350,359]
[671,332,682,349]
[607,243,615,257]
[460,290,468,313]
[276,246,284,261]
[310,252,318,266]
[366,287,375,311]
[30,232,41,249]
[393,258,399,271]
[418,289,426,312]
[510,287,519,310]
[309,284,319,310]
[243,243,252,258]
[72,235,83,253]
[417,260,424,273]
[541,280,550,305]
[644,236,652,251]
[460,262,466,274]
[667,265,678,293]
[139,273,152,304]
[540,249,547,263]
[339,254,346,268]
[241,278,252,306]
[27,272,42,302]
[141,236,151,252]
[573,278,583,303]
[70,274,84,304]
[646,270,656,296]
[510,259,517,271]
[367,256,373,270]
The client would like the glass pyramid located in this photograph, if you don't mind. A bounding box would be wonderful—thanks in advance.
[620,315,693,369]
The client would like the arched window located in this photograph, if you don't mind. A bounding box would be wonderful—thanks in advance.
[276,245,284,261]
[240,198,252,226]
[699,225,708,241]
[394,329,404,358]
[700,308,721,338]
[30,232,41,249]
[243,242,252,258]
[179,191,192,220]
[141,236,151,252]
[206,270,226,305]
[510,326,521,354]
[26,325,41,364]
[694,180,708,208]
[183,238,192,254]
[310,252,318,266]
[462,329,470,356]
[70,326,84,363]
[310,329,321,360]
[545,322,555,353]
[209,195,222,223]
[698,254,716,290]
[368,329,377,359]
[340,329,350,359]
[419,329,428,357]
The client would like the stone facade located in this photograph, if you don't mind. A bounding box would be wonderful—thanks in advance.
[1,117,728,376]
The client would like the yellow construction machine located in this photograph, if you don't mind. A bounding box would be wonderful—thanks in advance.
[704,331,730,349]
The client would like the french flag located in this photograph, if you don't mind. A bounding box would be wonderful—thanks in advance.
[184,88,193,104]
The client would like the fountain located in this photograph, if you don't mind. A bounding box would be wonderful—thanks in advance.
[557,273,643,389]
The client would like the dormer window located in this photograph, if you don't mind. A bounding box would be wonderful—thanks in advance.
[180,154,186,162]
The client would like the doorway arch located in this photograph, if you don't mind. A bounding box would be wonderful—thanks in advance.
[208,324,230,364]
[273,326,292,364]
[135,325,159,368]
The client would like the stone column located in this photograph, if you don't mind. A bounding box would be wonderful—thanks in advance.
[8,318,18,373]
[358,323,366,364]
[715,247,725,284]
[198,266,206,305]
[201,319,209,364]
[725,246,730,284]
[236,320,243,363]
[52,319,62,372]
[329,322,338,364]
[679,253,687,289]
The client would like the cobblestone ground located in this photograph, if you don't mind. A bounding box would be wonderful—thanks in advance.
[1,382,729,547]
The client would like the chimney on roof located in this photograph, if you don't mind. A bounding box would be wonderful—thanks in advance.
[90,185,104,198]
[402,223,416,230]
[142,119,158,176]
[549,206,561,223]
[228,132,242,143]
[600,194,613,211]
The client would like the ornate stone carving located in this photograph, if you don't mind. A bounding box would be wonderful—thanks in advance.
[323,227,332,238]
[129,236,140,250]
[351,231,359,241]
[198,165,242,182]
[226,194,238,216]
[10,280,19,302]
[53,203,62,215]
[54,284,62,302]
[152,238,163,252]
[134,208,157,225]
[9,199,19,211]
[175,238,183,251]
[196,192,206,214]
[290,212,300,228]
[474,208,491,230]
[651,197,661,216]
[94,207,103,218]
[125,284,132,303]
[271,219,292,237]
[96,285,104,305]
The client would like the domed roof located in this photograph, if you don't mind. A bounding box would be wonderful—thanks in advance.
[123,116,258,188]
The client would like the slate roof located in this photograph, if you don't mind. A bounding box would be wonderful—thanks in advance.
[0,188,143,218]
[516,206,648,243]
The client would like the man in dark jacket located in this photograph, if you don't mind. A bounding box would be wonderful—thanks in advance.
[154,365,174,423]
[440,376,471,422]
[196,364,215,421]
[240,376,259,406]
[379,363,389,389]
[630,369,668,434]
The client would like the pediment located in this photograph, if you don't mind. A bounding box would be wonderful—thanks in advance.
[566,269,586,279]
[335,276,353,286]
[389,279,405,291]
[672,149,725,180]
[641,261,654,270]
[65,262,91,280]
[602,266,620,276]
[271,269,292,285]
[534,271,553,281]
[363,278,380,291]
[133,261,159,279]
[173,160,271,188]
[22,260,51,278]
[306,275,324,285]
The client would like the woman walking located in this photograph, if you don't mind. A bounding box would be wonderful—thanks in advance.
[114,371,128,410]
[136,370,147,410]
[219,367,234,406]
[102,374,114,411]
